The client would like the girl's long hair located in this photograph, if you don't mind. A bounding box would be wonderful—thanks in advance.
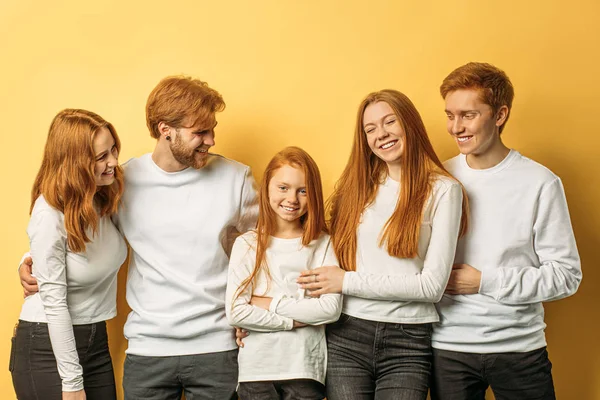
[30,109,124,253]
[329,90,469,271]
[234,146,327,301]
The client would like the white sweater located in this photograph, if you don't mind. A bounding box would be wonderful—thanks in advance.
[119,153,258,356]
[433,150,582,353]
[20,195,127,392]
[226,231,342,384]
[342,175,463,324]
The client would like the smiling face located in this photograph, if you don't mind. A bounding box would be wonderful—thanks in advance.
[268,164,308,234]
[93,127,119,187]
[444,89,508,161]
[363,101,405,177]
[168,116,217,169]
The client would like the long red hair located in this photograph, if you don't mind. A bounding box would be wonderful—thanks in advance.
[30,109,124,253]
[235,146,327,300]
[329,90,469,271]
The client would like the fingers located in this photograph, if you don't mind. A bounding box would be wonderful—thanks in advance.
[297,275,317,285]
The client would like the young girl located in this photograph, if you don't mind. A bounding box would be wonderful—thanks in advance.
[297,90,469,400]
[226,146,342,400]
[10,109,126,400]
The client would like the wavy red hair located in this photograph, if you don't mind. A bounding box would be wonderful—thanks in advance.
[329,90,469,271]
[30,109,124,253]
[235,146,327,300]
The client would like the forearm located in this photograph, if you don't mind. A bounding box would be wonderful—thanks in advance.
[228,302,294,332]
[479,260,582,305]
[271,293,342,325]
[343,271,447,302]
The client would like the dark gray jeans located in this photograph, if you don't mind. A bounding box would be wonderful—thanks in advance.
[122,349,238,400]
[237,379,325,400]
[10,320,116,400]
[431,347,556,400]
[325,314,432,400]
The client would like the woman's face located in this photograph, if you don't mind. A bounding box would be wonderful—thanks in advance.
[93,127,118,187]
[363,101,405,170]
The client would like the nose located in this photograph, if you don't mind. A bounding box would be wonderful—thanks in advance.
[377,125,390,139]
[451,118,465,135]
[286,192,299,204]
[204,130,215,147]
[107,151,118,167]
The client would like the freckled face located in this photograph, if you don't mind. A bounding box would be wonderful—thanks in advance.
[93,127,118,186]
[268,165,308,230]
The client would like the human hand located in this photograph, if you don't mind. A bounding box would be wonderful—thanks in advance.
[249,296,272,310]
[297,265,345,296]
[445,264,481,295]
[62,389,86,399]
[19,256,38,298]
[235,327,249,348]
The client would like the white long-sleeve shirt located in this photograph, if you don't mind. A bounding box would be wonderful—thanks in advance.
[226,231,342,384]
[433,150,582,353]
[119,153,258,356]
[20,195,127,392]
[342,175,463,324]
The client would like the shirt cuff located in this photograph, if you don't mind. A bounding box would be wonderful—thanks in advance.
[269,293,284,313]
[342,271,356,296]
[62,375,84,392]
[479,268,501,296]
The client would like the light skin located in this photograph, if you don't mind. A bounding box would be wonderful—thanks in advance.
[152,116,217,172]
[296,101,407,295]
[93,127,119,187]
[443,88,510,294]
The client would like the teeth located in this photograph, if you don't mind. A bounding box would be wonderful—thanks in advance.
[283,206,297,211]
[380,141,396,149]
[457,136,472,142]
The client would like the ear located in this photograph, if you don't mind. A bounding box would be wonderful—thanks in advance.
[157,122,172,138]
[495,105,509,127]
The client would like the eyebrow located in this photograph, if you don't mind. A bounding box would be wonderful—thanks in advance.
[444,109,480,114]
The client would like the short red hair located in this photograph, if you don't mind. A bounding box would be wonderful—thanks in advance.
[440,62,514,133]
[146,76,225,139]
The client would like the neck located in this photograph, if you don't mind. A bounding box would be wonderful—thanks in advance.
[152,139,187,172]
[386,162,401,182]
[466,139,510,170]
[272,220,304,239]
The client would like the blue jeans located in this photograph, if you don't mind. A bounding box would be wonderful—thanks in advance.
[10,320,116,400]
[122,349,238,400]
[325,314,432,400]
[431,347,555,400]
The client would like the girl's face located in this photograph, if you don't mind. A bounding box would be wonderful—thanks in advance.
[93,127,118,187]
[268,164,308,231]
[363,101,405,170]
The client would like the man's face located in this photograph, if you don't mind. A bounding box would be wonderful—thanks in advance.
[444,89,502,157]
[170,116,217,169]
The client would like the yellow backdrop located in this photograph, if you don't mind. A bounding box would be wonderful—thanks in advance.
[1,1,598,398]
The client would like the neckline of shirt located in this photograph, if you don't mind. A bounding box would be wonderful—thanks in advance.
[459,149,518,175]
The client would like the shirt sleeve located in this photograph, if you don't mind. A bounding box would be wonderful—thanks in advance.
[236,167,259,234]
[342,182,463,303]
[479,178,582,304]
[28,209,84,392]
[225,236,294,332]
[270,241,342,325]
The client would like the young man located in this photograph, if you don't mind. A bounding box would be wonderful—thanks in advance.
[432,62,582,399]
[20,76,259,399]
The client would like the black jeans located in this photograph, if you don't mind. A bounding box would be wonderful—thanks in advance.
[10,320,116,400]
[326,314,432,400]
[431,347,556,400]
[237,379,325,400]
[122,349,239,400]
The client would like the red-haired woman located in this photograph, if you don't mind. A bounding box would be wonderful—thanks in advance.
[10,109,126,400]
[226,147,342,399]
[298,90,469,399]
